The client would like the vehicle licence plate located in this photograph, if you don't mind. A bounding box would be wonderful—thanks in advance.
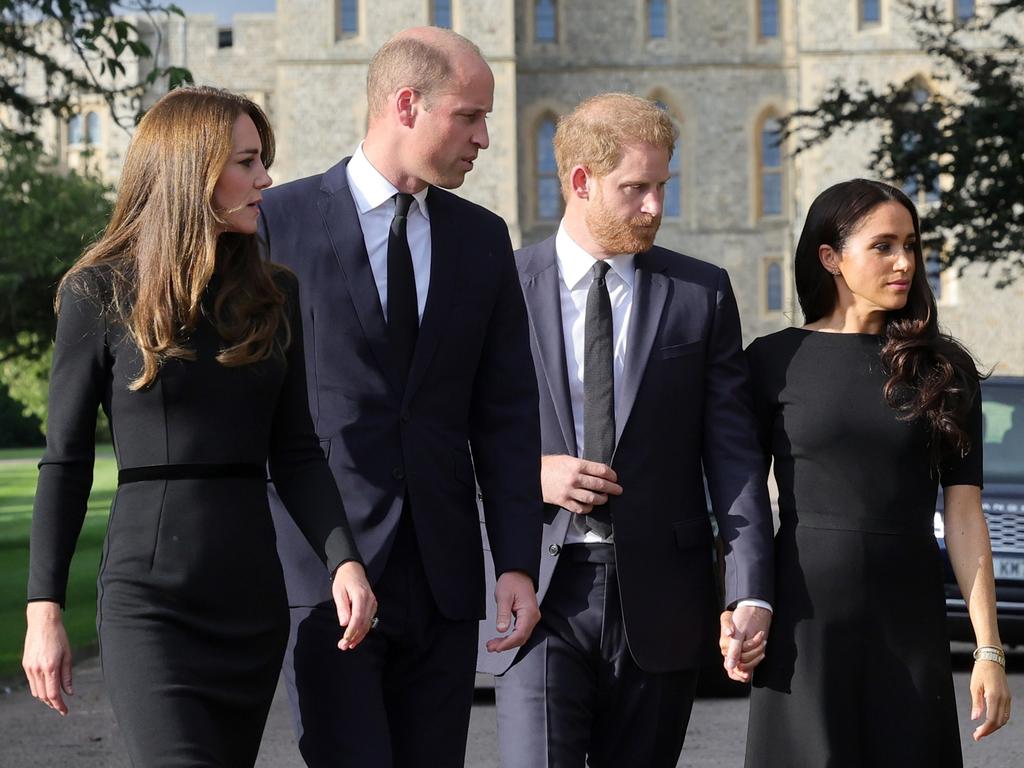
[994,556,1024,581]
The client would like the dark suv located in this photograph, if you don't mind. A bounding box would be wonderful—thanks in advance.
[935,376,1024,646]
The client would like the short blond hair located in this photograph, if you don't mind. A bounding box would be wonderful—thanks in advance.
[367,29,482,117]
[553,93,678,196]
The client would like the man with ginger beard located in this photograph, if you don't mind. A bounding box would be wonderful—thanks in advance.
[477,93,775,766]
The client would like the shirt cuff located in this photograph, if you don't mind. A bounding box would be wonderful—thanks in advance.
[735,598,773,613]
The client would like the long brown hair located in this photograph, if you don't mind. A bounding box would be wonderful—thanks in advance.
[59,86,286,390]
[794,179,982,458]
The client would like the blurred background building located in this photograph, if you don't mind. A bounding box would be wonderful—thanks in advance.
[26,0,1024,372]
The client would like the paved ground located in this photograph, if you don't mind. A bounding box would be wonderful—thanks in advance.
[1,646,1021,767]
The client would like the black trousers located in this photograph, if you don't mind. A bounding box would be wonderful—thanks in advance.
[282,513,478,768]
[495,549,699,768]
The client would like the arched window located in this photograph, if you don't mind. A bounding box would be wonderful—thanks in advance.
[654,99,681,218]
[759,117,783,218]
[68,115,83,145]
[536,117,561,220]
[338,0,358,36]
[759,0,779,38]
[861,0,881,26]
[901,80,941,205]
[765,260,783,312]
[432,0,452,28]
[535,0,557,42]
[955,0,974,21]
[926,250,942,300]
[647,0,668,39]
[85,112,100,145]
[665,137,681,218]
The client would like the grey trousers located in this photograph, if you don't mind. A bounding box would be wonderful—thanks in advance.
[495,548,699,768]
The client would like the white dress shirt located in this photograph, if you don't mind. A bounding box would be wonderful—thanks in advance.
[346,144,431,322]
[555,223,634,545]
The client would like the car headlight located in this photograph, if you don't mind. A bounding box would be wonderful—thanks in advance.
[933,511,945,539]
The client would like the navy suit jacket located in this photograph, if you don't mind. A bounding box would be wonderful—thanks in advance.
[259,158,542,621]
[479,235,774,673]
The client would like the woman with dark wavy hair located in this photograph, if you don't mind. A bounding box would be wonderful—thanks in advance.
[721,179,1010,766]
[21,86,376,766]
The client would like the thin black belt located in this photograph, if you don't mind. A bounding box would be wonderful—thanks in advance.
[793,510,933,536]
[561,543,616,564]
[117,463,266,485]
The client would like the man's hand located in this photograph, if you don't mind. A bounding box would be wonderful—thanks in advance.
[23,601,73,716]
[719,605,772,682]
[541,455,623,515]
[485,571,540,653]
[331,561,377,651]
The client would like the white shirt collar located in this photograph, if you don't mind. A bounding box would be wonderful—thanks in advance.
[347,143,430,220]
[555,221,635,291]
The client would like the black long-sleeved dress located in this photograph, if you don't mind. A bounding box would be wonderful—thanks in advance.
[744,328,981,768]
[28,266,360,767]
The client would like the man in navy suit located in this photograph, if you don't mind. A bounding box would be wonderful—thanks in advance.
[259,27,542,768]
[478,93,775,767]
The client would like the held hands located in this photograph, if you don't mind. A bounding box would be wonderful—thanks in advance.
[541,455,623,515]
[331,561,377,651]
[719,606,771,683]
[23,601,73,716]
[969,658,1012,741]
[485,570,541,653]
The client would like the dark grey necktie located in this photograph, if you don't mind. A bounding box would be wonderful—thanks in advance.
[578,260,615,538]
[387,193,417,381]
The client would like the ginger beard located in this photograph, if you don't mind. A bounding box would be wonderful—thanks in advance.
[584,181,661,255]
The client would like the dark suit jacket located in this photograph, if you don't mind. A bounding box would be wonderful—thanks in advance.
[479,235,774,674]
[259,158,542,622]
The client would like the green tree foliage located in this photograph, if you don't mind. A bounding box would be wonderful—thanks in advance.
[784,1,1024,285]
[0,380,44,446]
[1,0,191,139]
[0,135,112,363]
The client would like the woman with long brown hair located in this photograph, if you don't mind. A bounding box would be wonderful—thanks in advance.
[22,86,376,766]
[721,179,1010,766]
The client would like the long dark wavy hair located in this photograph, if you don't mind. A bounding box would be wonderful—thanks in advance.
[794,178,982,459]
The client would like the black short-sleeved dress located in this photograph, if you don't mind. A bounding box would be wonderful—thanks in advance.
[27,267,360,767]
[744,328,981,768]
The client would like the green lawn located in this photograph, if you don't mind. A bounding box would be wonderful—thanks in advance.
[0,451,116,679]
[0,447,45,461]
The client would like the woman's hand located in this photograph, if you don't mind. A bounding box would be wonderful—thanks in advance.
[23,601,73,716]
[718,609,767,682]
[970,658,1012,741]
[331,561,378,651]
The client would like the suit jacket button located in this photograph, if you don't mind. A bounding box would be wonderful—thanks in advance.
[548,544,561,556]
[392,467,405,480]
[400,411,410,423]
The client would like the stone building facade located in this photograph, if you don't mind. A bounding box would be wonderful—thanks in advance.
[41,0,1024,372]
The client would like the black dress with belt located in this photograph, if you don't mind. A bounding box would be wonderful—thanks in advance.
[744,328,981,768]
[27,267,360,767]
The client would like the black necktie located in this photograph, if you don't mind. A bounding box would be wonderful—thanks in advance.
[388,193,418,381]
[579,260,615,538]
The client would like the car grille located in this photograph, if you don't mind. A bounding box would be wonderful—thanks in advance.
[986,511,1024,554]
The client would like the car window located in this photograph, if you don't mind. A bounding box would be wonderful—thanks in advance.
[982,382,1024,484]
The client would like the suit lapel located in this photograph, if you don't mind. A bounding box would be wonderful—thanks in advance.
[402,187,458,406]
[522,242,578,457]
[615,251,669,447]
[316,162,403,398]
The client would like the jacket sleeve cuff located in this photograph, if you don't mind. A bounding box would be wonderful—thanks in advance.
[732,598,773,613]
